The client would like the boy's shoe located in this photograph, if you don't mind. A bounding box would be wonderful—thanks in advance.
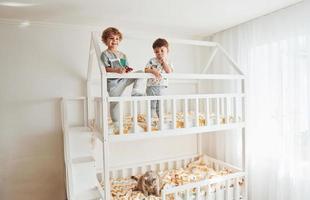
[131,92,145,96]
[133,93,145,96]
[151,110,158,118]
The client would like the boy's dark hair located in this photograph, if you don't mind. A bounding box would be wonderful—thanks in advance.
[101,27,123,45]
[152,38,169,49]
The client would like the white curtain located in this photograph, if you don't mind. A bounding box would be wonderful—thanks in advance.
[207,1,310,200]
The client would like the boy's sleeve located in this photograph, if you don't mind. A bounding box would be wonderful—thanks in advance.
[145,58,153,68]
[100,52,111,67]
[169,62,174,71]
[124,54,129,67]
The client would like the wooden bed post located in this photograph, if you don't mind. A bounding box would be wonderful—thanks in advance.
[242,77,248,200]
[101,72,110,200]
[87,37,94,126]
[91,32,111,200]
[197,80,203,155]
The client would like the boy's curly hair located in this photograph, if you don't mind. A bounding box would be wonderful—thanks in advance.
[152,38,169,49]
[101,27,123,45]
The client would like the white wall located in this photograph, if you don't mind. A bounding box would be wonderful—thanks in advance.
[0,22,91,200]
[0,21,208,199]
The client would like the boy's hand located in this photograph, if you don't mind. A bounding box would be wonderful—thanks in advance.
[152,68,162,80]
[158,57,167,65]
[116,67,126,74]
[158,57,173,73]
[125,67,133,73]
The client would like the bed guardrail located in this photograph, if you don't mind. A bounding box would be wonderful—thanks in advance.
[93,93,245,137]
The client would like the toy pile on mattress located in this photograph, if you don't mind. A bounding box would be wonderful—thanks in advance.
[109,112,239,135]
[108,157,234,200]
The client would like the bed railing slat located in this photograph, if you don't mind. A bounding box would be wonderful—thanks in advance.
[172,99,177,129]
[119,102,124,135]
[196,186,200,200]
[133,100,138,133]
[206,98,210,126]
[216,98,220,125]
[147,100,151,132]
[195,98,199,127]
[160,99,164,130]
[184,99,188,128]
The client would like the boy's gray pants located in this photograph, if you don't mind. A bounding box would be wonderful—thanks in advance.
[108,71,145,123]
[146,86,166,118]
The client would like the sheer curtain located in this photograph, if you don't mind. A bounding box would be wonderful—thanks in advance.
[207,1,310,200]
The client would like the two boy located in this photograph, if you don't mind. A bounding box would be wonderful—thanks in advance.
[100,27,173,123]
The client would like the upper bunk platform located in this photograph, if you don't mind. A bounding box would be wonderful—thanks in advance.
[107,123,245,142]
[103,73,245,80]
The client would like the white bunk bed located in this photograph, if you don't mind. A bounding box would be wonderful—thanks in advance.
[61,32,247,200]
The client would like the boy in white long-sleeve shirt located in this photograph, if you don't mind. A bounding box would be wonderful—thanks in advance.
[145,38,173,118]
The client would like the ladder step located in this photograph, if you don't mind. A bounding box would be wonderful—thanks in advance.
[72,156,96,165]
[69,126,91,132]
[72,160,98,198]
[75,187,102,200]
[68,127,94,159]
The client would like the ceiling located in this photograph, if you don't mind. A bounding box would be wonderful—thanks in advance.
[0,0,302,37]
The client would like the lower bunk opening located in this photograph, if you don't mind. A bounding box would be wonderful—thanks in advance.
[97,155,245,200]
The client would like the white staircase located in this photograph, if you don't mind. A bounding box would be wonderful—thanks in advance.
[63,126,103,200]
